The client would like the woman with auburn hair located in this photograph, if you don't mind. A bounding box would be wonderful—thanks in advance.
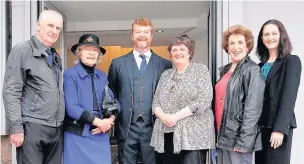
[215,25,265,164]
[255,19,301,164]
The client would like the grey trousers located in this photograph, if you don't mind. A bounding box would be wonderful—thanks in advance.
[17,122,63,164]
[118,120,155,164]
[217,149,253,164]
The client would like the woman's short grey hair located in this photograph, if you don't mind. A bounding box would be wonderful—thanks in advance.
[75,45,103,57]
[167,34,195,60]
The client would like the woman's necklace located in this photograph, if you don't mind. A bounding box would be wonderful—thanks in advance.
[169,69,186,92]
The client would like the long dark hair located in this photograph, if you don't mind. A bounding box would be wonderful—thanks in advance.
[256,19,292,63]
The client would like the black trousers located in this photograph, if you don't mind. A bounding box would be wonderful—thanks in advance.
[255,127,293,164]
[17,122,63,164]
[156,133,207,164]
[118,119,156,164]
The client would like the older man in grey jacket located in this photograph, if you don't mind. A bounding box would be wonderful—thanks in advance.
[2,10,65,164]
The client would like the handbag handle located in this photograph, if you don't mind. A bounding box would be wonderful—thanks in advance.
[102,84,118,119]
[102,84,115,106]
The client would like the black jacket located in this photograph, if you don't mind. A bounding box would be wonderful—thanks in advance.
[259,54,301,135]
[217,56,265,153]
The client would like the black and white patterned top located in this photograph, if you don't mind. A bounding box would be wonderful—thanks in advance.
[150,62,215,153]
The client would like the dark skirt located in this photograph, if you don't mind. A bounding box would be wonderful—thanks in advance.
[156,133,207,164]
[255,128,293,164]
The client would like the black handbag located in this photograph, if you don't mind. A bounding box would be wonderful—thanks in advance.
[102,84,118,118]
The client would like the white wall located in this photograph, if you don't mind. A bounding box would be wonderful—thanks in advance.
[187,13,209,66]
[224,1,304,163]
[193,35,208,65]
[11,1,31,46]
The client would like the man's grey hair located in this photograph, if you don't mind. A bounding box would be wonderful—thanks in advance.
[38,10,63,23]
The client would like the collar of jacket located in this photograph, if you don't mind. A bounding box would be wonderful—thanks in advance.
[30,36,63,70]
[219,55,250,77]
[258,52,285,67]
[76,62,100,79]
[30,36,50,57]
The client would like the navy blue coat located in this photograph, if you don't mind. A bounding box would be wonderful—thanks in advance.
[63,63,120,164]
[108,51,171,140]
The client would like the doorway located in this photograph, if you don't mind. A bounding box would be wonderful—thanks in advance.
[44,1,214,164]
[39,1,215,164]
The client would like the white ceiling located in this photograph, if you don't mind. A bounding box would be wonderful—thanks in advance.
[50,1,209,22]
[49,1,210,48]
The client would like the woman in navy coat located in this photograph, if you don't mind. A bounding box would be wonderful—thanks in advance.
[63,34,120,164]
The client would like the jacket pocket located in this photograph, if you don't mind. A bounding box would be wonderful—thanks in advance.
[233,112,243,123]
[219,137,228,145]
[224,120,239,141]
[226,120,240,133]
[33,91,57,119]
[29,93,40,112]
[271,99,278,107]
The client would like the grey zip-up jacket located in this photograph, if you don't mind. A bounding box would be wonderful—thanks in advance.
[2,36,65,134]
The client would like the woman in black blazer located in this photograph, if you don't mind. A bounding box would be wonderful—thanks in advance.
[255,19,302,164]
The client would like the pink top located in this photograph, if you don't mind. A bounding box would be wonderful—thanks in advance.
[215,71,232,132]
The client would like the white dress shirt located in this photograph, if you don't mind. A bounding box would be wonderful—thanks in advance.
[133,49,152,69]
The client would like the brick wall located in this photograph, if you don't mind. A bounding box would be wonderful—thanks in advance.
[1,136,12,164]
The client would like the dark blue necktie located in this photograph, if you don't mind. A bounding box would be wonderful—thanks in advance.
[139,54,147,76]
[46,48,58,86]
[46,48,53,67]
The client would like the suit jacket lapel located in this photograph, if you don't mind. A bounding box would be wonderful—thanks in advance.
[150,53,160,94]
[124,52,135,91]
[266,58,284,86]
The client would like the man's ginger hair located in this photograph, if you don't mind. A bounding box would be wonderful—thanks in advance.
[132,18,153,32]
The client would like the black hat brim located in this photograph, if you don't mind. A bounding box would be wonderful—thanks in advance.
[71,43,106,56]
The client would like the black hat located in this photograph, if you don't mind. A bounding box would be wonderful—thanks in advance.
[71,34,106,55]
